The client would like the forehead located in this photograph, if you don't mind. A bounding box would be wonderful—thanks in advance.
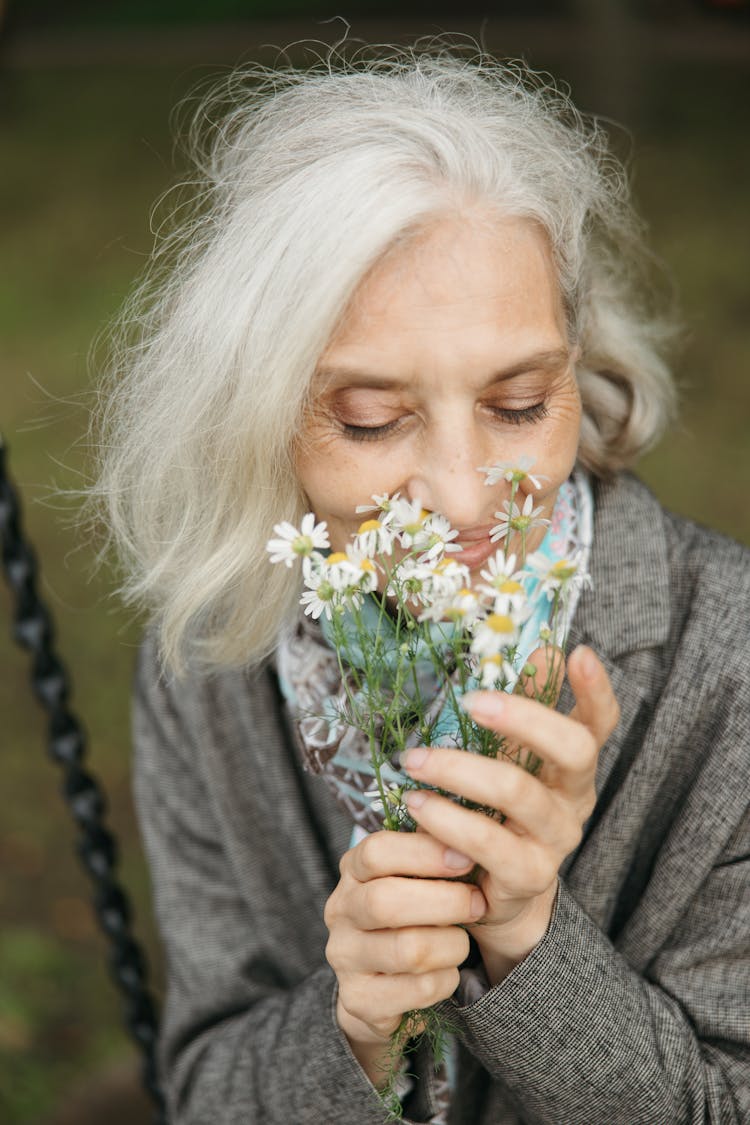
[320,215,567,378]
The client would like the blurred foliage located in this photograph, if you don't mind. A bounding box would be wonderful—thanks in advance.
[0,28,748,1124]
[11,0,555,27]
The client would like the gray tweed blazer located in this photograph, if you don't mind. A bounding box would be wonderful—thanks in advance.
[132,473,750,1124]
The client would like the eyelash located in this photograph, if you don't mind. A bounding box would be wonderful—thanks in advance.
[489,401,549,426]
[341,401,549,442]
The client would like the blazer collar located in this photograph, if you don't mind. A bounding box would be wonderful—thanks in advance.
[567,472,671,661]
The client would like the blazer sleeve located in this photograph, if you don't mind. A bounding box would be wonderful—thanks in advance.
[445,505,750,1125]
[447,792,750,1124]
[130,638,394,1125]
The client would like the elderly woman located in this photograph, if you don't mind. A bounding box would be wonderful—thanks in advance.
[92,48,749,1124]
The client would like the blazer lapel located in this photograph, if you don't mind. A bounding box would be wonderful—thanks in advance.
[559,473,672,881]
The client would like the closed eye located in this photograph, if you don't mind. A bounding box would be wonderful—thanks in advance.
[341,400,549,441]
[340,418,404,442]
[487,402,549,426]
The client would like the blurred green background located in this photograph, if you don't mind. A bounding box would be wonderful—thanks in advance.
[1,2,748,1122]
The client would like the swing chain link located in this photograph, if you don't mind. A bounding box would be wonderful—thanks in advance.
[0,437,167,1124]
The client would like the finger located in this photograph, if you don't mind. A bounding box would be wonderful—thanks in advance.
[403,745,558,841]
[403,790,557,896]
[460,690,598,780]
[342,827,475,883]
[327,923,470,975]
[338,966,461,1034]
[517,644,565,706]
[567,645,620,746]
[347,874,485,931]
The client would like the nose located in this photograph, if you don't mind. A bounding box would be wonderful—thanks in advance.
[403,418,498,530]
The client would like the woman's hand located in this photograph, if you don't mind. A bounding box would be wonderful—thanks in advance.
[402,644,620,985]
[324,829,485,1084]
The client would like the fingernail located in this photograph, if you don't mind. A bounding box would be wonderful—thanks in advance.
[444,847,472,869]
[404,789,427,811]
[470,890,485,919]
[403,747,430,770]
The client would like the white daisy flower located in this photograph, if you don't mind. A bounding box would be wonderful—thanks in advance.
[354,517,395,558]
[344,549,380,594]
[525,551,592,600]
[424,557,471,602]
[478,552,520,588]
[363,781,406,815]
[477,653,515,689]
[470,612,520,658]
[267,513,330,567]
[324,551,369,592]
[477,554,529,615]
[390,497,430,547]
[477,454,548,490]
[299,571,340,620]
[355,492,400,516]
[490,493,550,544]
[417,513,461,563]
[420,585,482,626]
[385,558,435,606]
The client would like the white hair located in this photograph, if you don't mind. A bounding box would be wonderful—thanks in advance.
[88,43,678,674]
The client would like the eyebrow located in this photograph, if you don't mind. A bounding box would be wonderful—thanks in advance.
[315,347,572,391]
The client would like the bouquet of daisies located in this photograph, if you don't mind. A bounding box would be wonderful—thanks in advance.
[267,459,589,1116]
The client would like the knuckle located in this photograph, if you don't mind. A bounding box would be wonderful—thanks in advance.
[324,932,342,970]
[361,879,389,927]
[323,893,341,930]
[397,929,432,973]
[356,834,379,880]
[527,851,556,895]
[434,967,461,1002]
[501,763,526,805]
[414,970,441,1006]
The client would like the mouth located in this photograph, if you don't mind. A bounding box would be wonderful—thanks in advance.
[452,533,499,570]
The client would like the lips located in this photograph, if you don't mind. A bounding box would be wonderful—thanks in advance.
[452,535,498,570]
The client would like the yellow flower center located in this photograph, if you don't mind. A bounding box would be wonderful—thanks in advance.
[551,559,576,579]
[480,654,502,667]
[357,519,382,534]
[291,535,313,555]
[498,579,523,595]
[327,552,348,565]
[485,613,515,634]
[360,559,375,571]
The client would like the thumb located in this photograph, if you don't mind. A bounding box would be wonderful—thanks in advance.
[516,644,566,707]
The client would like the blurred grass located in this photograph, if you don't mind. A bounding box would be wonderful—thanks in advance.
[0,36,748,1124]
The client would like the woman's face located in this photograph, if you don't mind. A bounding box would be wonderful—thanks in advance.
[296,215,582,577]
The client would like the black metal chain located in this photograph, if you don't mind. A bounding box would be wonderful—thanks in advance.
[0,435,167,1124]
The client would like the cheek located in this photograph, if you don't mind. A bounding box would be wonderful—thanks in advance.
[296,440,384,522]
